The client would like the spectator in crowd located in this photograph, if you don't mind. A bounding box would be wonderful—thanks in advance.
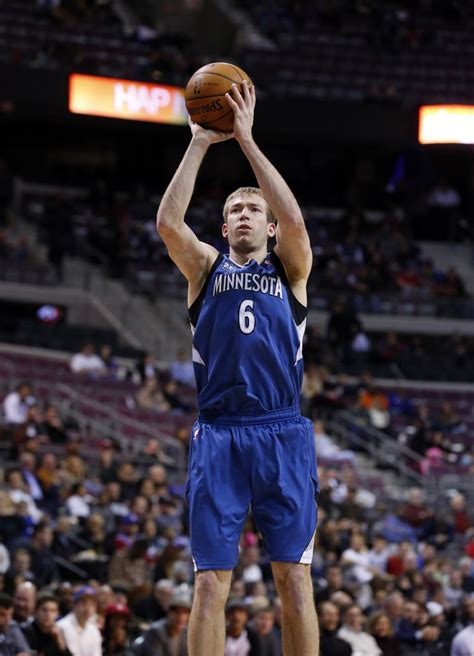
[318,601,352,656]
[135,377,171,412]
[133,579,173,621]
[248,605,282,656]
[132,590,191,655]
[26,523,59,588]
[170,348,195,387]
[367,611,400,656]
[341,533,375,585]
[102,603,133,656]
[0,592,32,655]
[450,594,474,656]
[19,452,43,505]
[99,344,119,378]
[338,603,382,655]
[70,343,106,376]
[12,581,36,624]
[3,549,34,595]
[224,598,251,656]
[39,405,69,444]
[108,537,151,590]
[21,593,71,656]
[57,586,102,656]
[7,468,43,523]
[135,353,159,384]
[2,382,34,425]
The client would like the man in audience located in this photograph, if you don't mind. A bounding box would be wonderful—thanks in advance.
[338,604,382,655]
[0,592,32,654]
[57,586,102,656]
[318,601,352,656]
[248,605,282,655]
[2,382,34,425]
[13,582,36,624]
[132,590,191,655]
[21,593,71,655]
[70,343,105,376]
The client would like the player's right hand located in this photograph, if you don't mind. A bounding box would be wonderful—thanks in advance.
[189,117,234,144]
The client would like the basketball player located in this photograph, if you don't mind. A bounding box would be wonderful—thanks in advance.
[156,80,319,656]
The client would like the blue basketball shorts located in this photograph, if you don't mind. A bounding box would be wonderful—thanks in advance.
[185,406,319,571]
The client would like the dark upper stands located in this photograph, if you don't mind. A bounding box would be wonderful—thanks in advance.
[237,0,474,104]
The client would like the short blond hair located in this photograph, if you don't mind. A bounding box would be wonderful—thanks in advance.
[222,187,275,224]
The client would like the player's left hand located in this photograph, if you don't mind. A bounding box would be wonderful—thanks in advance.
[226,80,255,144]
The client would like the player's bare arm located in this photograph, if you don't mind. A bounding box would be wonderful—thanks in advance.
[156,121,233,303]
[226,81,312,305]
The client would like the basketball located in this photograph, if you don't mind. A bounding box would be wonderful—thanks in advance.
[185,62,253,132]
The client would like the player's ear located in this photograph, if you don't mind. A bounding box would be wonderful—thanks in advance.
[267,223,276,238]
[222,223,229,239]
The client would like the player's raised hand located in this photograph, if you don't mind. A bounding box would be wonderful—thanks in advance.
[226,80,255,144]
[188,117,234,145]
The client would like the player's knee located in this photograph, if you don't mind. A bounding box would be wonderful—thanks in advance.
[193,571,229,613]
[274,565,313,615]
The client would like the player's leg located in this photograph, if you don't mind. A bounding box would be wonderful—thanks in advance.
[188,569,232,656]
[249,414,319,654]
[186,421,251,655]
[271,561,319,656]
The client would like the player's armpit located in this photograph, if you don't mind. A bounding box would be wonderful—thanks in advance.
[158,221,218,283]
[274,220,313,284]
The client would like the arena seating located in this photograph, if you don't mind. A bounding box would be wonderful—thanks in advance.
[237,0,474,104]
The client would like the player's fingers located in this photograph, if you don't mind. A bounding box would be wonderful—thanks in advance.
[242,79,251,103]
[225,92,240,113]
[250,83,256,106]
[230,83,245,108]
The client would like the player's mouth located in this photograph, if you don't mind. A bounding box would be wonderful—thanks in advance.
[237,225,251,233]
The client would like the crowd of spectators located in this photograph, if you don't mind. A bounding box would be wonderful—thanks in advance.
[0,416,472,655]
[19,183,469,310]
[238,0,474,105]
[0,337,473,654]
[305,304,474,381]
[302,363,473,474]
[1,0,204,87]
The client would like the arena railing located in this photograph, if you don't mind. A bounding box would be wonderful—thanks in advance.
[54,384,186,477]
[328,410,425,486]
[310,289,474,320]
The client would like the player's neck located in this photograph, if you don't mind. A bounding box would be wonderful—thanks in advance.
[228,244,267,265]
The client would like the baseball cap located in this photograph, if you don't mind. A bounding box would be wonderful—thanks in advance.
[169,591,192,610]
[73,586,97,604]
[426,601,444,617]
[226,598,248,612]
[105,603,130,617]
[171,536,189,549]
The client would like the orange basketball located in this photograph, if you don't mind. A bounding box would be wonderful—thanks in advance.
[185,62,253,132]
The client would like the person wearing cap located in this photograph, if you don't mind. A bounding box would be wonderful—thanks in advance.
[21,593,71,656]
[56,586,102,656]
[224,599,251,656]
[132,591,191,656]
[103,603,132,656]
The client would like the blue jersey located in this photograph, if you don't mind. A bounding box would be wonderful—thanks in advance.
[189,251,307,419]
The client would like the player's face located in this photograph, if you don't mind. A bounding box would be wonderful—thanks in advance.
[223,194,275,252]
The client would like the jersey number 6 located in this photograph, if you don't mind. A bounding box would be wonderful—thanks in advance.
[239,300,255,334]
